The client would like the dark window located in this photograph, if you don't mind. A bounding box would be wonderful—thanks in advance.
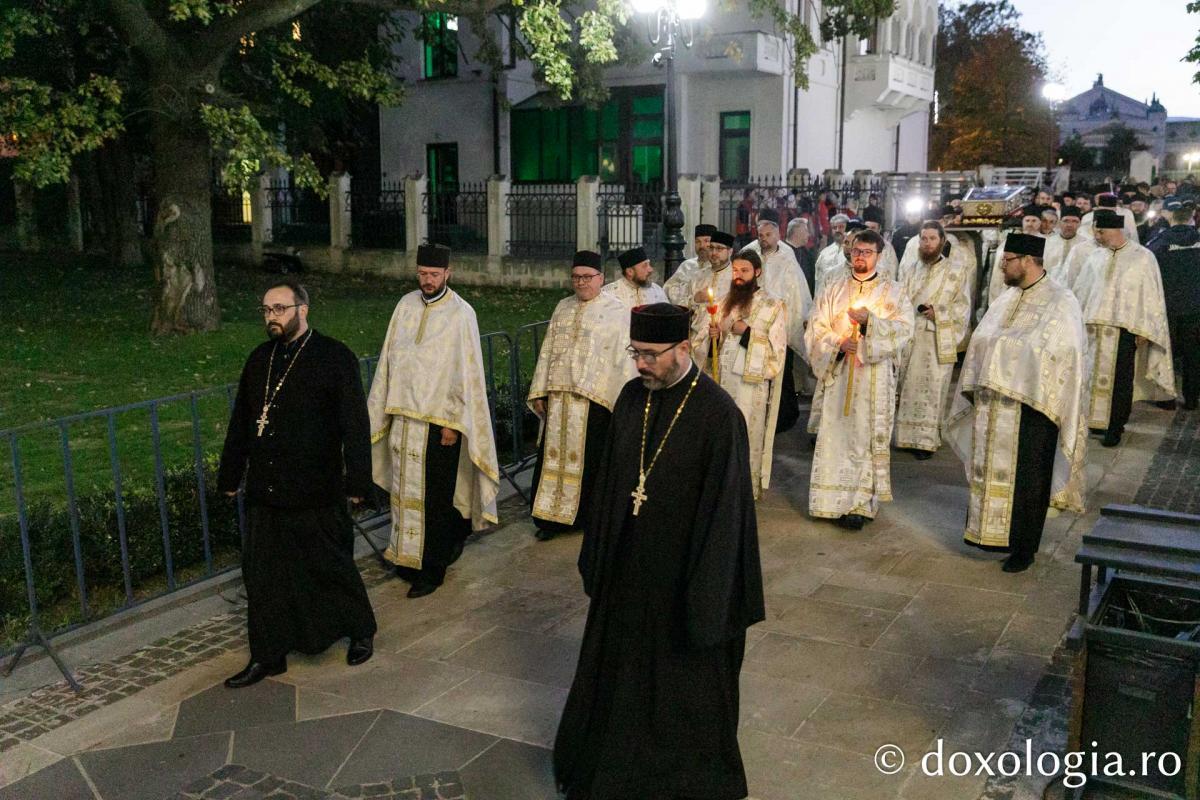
[422,12,458,79]
[719,111,751,182]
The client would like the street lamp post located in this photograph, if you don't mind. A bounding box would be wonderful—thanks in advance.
[1041,82,1068,182]
[631,0,704,280]
[1185,151,1200,177]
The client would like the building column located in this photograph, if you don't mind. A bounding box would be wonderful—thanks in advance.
[487,174,510,257]
[251,173,273,260]
[406,174,428,249]
[576,175,600,253]
[700,174,721,229]
[677,174,702,258]
[13,180,39,252]
[329,172,352,249]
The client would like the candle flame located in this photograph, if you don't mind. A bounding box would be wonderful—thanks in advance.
[707,287,715,302]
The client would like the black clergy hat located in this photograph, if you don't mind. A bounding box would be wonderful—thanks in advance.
[630,303,691,344]
[757,208,781,227]
[417,243,451,268]
[846,219,867,232]
[1004,233,1045,258]
[694,223,718,237]
[863,205,886,224]
[710,230,736,248]
[1060,206,1083,219]
[1094,210,1125,229]
[1061,191,1076,202]
[1097,193,1118,208]
[1021,204,1045,219]
[572,250,603,270]
[618,246,649,271]
[940,203,957,217]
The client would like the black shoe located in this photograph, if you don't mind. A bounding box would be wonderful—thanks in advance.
[347,637,373,666]
[407,579,441,599]
[534,528,557,542]
[394,565,421,583]
[224,658,286,689]
[1088,428,1105,437]
[913,449,933,461]
[1101,431,1122,448]
[1185,399,1198,411]
[1001,554,1034,573]
[835,514,867,531]
[1155,400,1178,410]
[449,539,465,565]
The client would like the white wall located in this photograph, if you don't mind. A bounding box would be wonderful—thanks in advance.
[379,80,495,182]
[678,72,788,176]
[896,108,929,172]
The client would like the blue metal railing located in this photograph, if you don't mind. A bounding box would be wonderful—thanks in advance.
[0,324,551,671]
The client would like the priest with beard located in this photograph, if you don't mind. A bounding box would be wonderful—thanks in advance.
[987,207,1045,309]
[602,246,669,308]
[1044,206,1087,285]
[368,244,500,597]
[218,279,377,688]
[664,224,717,305]
[554,303,764,800]
[1075,211,1175,447]
[527,250,636,540]
[945,233,1089,573]
[690,249,789,497]
[805,230,913,529]
[894,222,973,459]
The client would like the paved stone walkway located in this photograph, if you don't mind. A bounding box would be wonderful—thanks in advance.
[0,403,1175,800]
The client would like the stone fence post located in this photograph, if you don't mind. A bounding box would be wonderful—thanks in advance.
[576,175,600,253]
[329,172,351,249]
[699,175,721,229]
[677,174,702,258]
[405,174,428,248]
[251,174,273,259]
[488,175,510,257]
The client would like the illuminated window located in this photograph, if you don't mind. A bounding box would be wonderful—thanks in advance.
[422,13,458,79]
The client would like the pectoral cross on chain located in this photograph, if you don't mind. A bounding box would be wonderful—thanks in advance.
[630,473,648,516]
[256,405,270,437]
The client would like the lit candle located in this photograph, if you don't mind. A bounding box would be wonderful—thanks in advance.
[706,287,720,382]
[843,301,868,416]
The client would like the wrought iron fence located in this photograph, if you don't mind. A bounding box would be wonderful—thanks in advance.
[349,179,406,250]
[506,184,576,259]
[0,322,554,683]
[598,182,664,266]
[211,182,252,243]
[265,180,329,246]
[719,175,888,249]
[425,182,488,253]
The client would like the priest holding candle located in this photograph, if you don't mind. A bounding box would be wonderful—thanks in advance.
[805,229,913,530]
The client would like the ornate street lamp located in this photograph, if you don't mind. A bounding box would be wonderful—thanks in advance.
[630,0,706,280]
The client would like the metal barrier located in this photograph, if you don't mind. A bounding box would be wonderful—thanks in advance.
[266,179,330,245]
[211,182,252,243]
[599,182,664,265]
[0,324,552,684]
[425,183,488,253]
[349,179,406,250]
[506,184,576,259]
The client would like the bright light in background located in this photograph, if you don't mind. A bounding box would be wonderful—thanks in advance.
[677,0,707,19]
[446,15,458,31]
[904,197,924,215]
[630,0,663,13]
[1041,82,1068,103]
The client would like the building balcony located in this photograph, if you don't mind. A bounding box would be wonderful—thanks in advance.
[844,52,933,119]
[678,30,786,77]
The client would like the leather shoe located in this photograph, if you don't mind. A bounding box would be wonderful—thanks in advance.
[407,579,441,599]
[913,449,933,461]
[835,514,867,531]
[1001,554,1034,573]
[449,540,465,565]
[1155,400,1178,410]
[1101,431,1122,448]
[224,659,286,689]
[347,636,373,666]
[534,528,557,542]
[394,565,421,583]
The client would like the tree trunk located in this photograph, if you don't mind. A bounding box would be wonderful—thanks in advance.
[148,83,220,335]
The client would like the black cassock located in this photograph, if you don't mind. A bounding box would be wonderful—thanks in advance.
[554,364,765,800]
[218,330,377,663]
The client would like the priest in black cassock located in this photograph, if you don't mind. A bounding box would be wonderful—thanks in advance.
[554,303,765,800]
[218,279,377,689]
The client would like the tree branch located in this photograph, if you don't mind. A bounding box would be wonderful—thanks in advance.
[104,0,179,67]
[198,0,326,54]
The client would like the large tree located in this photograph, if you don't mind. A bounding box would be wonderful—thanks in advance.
[2,0,893,334]
[930,0,1054,170]
[1101,122,1147,170]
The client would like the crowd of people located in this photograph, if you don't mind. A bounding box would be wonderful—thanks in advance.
[213,177,1194,797]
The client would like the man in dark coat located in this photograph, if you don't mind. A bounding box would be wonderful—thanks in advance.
[1149,197,1200,409]
[218,279,377,688]
[554,303,765,800]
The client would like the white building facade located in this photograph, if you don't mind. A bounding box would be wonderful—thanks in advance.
[378,0,936,186]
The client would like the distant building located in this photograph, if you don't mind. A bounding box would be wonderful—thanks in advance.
[1055,73,1167,165]
[1163,118,1200,171]
[376,0,937,187]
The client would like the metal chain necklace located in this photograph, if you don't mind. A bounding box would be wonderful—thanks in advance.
[256,330,313,437]
[630,370,700,516]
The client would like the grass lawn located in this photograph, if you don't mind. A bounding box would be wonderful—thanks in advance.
[0,254,563,649]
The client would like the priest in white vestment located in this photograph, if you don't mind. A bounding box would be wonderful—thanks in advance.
[1043,206,1087,285]
[679,230,736,323]
[528,251,635,540]
[602,246,669,308]
[813,213,850,296]
[663,224,716,306]
[805,230,913,529]
[946,233,1089,573]
[1077,211,1175,448]
[986,206,1045,309]
[1079,194,1138,242]
[894,222,973,458]
[368,244,500,598]
[689,249,788,497]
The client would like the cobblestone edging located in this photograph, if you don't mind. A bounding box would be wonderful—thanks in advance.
[172,764,467,800]
[1133,409,1200,513]
[0,557,395,755]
